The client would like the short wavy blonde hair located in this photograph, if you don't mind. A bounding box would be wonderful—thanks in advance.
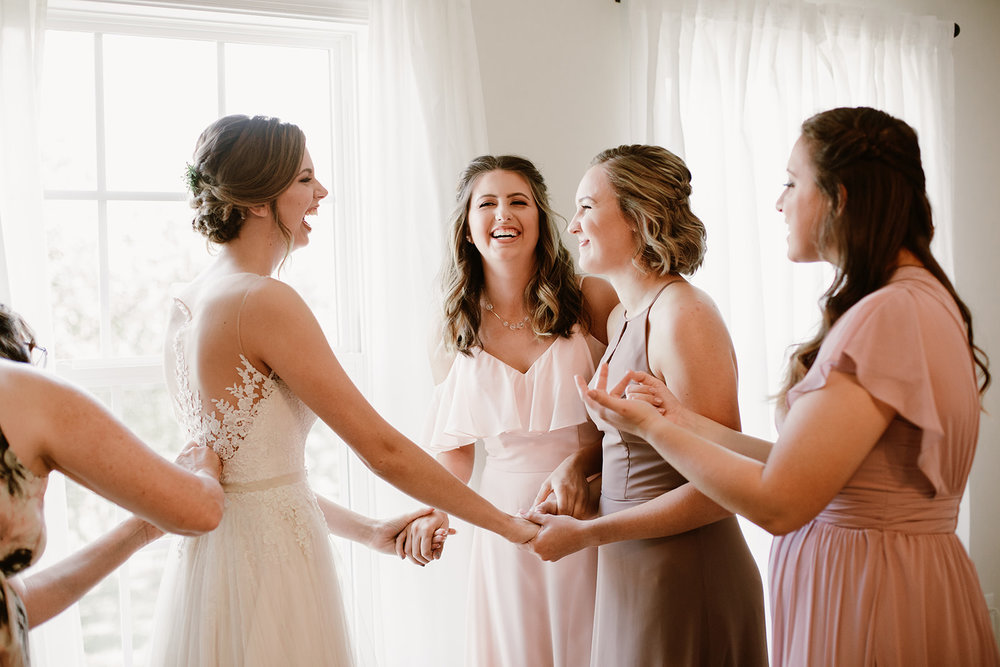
[591,144,706,276]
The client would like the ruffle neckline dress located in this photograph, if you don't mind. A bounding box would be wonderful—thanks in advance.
[425,327,603,667]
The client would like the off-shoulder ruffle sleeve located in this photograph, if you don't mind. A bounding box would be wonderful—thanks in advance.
[787,276,977,496]
[422,334,597,454]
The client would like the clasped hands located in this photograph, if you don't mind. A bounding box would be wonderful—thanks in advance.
[518,364,683,562]
[390,364,682,566]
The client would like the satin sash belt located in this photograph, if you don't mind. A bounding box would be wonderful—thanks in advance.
[815,491,960,534]
[223,470,306,494]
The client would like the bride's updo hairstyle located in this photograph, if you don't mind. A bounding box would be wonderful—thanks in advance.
[187,114,305,247]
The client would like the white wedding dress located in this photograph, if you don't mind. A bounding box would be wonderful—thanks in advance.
[147,296,354,666]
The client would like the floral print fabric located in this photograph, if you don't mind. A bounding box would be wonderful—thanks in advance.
[0,425,47,667]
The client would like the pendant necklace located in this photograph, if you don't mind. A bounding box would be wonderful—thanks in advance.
[484,301,530,332]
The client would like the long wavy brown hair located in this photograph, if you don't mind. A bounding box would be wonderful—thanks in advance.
[439,155,585,354]
[779,107,990,404]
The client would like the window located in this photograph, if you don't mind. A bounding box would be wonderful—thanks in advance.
[38,3,366,663]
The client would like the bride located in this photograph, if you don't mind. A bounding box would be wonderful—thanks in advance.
[148,114,537,666]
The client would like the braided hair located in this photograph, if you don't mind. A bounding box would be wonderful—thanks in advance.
[780,106,990,401]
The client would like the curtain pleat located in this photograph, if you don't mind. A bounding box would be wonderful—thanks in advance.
[358,2,487,665]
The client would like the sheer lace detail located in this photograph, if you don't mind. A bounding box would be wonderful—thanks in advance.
[171,299,277,461]
[153,296,352,666]
[171,301,202,446]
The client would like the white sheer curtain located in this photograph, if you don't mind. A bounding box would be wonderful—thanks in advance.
[626,0,956,631]
[359,1,487,665]
[0,0,51,326]
[1,1,85,664]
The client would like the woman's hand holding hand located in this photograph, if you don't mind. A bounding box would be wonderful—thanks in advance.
[505,514,540,545]
[532,454,593,519]
[519,510,591,562]
[391,509,455,566]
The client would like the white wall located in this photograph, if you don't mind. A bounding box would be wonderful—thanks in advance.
[471,0,628,225]
[470,0,1000,616]
[949,0,1000,614]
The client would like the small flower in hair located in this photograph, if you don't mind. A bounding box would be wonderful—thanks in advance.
[184,163,201,193]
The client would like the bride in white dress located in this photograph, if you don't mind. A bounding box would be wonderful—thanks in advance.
[147,115,537,667]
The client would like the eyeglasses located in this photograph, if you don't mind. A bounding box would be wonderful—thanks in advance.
[26,342,47,368]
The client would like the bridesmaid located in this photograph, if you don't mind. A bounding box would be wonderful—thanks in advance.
[407,155,617,666]
[0,304,224,665]
[524,145,768,666]
[580,108,1000,666]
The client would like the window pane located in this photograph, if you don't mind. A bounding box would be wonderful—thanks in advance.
[224,42,339,342]
[126,540,171,664]
[281,212,339,346]
[103,35,218,191]
[45,200,101,358]
[39,17,361,666]
[120,384,186,457]
[107,201,208,357]
[65,478,122,664]
[118,385,184,662]
[41,31,97,190]
[224,42,333,161]
[78,563,123,666]
[304,423,343,500]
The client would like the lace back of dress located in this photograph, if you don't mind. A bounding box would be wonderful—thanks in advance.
[170,296,278,461]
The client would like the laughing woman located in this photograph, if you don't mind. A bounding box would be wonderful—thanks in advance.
[410,155,617,667]
[148,117,537,667]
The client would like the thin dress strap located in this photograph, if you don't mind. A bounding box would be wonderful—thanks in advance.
[235,275,269,361]
[607,278,684,368]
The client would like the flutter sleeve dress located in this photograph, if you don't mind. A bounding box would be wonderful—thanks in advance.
[771,266,1000,666]
[424,327,602,667]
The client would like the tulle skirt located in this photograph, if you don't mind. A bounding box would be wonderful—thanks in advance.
[146,478,354,667]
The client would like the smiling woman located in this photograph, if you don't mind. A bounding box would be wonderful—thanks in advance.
[415,154,618,667]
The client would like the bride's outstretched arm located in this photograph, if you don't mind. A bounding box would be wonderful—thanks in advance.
[392,447,472,565]
[314,496,452,561]
[237,279,537,545]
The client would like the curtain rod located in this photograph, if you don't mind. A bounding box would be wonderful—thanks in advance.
[609,1,960,37]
